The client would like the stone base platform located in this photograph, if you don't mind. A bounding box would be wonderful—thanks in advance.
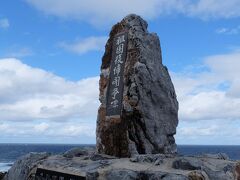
[2,148,240,180]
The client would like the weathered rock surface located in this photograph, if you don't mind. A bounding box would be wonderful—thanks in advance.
[3,152,50,180]
[97,14,178,157]
[63,146,95,158]
[0,172,7,180]
[4,149,240,180]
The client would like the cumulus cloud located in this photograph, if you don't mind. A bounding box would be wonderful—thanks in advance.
[25,0,240,26]
[25,0,169,26]
[180,125,219,136]
[60,36,108,54]
[0,123,9,131]
[34,122,49,132]
[176,119,240,144]
[172,50,240,121]
[0,121,95,137]
[187,0,240,19]
[0,58,99,142]
[1,49,240,143]
[0,18,10,29]
[0,58,99,122]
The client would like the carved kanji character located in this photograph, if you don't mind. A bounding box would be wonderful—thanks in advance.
[112,87,119,99]
[111,99,119,108]
[116,35,125,46]
[113,64,121,76]
[115,54,123,64]
[112,76,120,87]
[116,43,124,54]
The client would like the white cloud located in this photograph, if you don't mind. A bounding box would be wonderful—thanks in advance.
[25,0,240,26]
[34,122,49,132]
[1,49,240,144]
[216,26,240,35]
[179,125,218,136]
[0,123,9,131]
[60,123,95,137]
[0,58,99,142]
[60,36,108,54]
[172,50,240,121]
[25,0,167,26]
[0,121,96,139]
[0,58,99,122]
[0,18,10,29]
[176,119,240,144]
[187,0,240,19]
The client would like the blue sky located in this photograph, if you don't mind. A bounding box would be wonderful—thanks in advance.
[0,0,240,145]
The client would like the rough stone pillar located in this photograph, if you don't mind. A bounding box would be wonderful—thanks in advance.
[96,14,178,157]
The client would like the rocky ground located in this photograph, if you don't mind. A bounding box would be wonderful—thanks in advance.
[1,148,240,180]
[0,173,6,180]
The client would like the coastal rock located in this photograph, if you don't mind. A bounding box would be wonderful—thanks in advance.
[129,154,174,164]
[235,162,240,180]
[97,14,178,157]
[89,154,117,161]
[105,170,189,180]
[188,171,209,180]
[3,152,50,180]
[172,156,237,179]
[4,149,239,180]
[197,153,229,160]
[63,147,94,158]
[0,172,6,180]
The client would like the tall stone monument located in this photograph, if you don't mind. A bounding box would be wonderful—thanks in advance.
[96,14,178,157]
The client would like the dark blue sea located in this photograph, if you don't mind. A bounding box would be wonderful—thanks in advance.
[0,144,239,172]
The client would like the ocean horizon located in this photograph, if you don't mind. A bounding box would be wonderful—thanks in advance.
[0,144,239,172]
